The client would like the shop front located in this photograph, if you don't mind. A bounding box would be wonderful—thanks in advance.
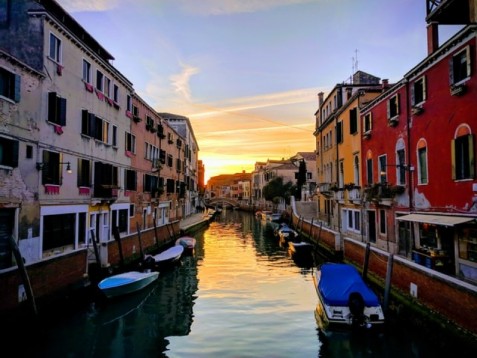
[397,213,477,282]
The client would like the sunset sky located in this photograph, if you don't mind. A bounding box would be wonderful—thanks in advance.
[58,0,461,183]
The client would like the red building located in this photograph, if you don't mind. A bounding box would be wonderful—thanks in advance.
[361,24,477,282]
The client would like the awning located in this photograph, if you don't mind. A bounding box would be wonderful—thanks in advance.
[396,214,475,227]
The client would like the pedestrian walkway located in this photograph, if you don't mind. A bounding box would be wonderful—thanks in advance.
[179,212,210,231]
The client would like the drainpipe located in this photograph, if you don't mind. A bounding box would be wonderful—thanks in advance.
[405,79,414,212]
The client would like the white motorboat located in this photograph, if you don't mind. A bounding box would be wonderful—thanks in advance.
[98,270,159,299]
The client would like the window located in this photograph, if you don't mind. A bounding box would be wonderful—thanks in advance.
[366,158,373,185]
[0,67,20,102]
[43,213,75,252]
[349,108,358,134]
[104,76,111,98]
[112,125,118,147]
[48,92,66,126]
[40,151,62,185]
[112,207,129,234]
[396,148,406,185]
[379,209,386,235]
[0,137,18,167]
[412,76,426,105]
[96,70,104,91]
[336,121,343,144]
[144,174,159,195]
[342,208,360,233]
[113,84,119,103]
[176,158,182,172]
[82,60,91,83]
[126,94,132,112]
[417,140,428,184]
[378,155,387,183]
[160,149,166,164]
[363,113,372,134]
[49,33,62,63]
[452,133,474,180]
[93,162,118,197]
[125,169,137,191]
[77,158,91,187]
[166,178,175,193]
[387,94,400,119]
[167,154,173,167]
[81,110,111,144]
[125,132,136,153]
[353,155,360,185]
[450,46,471,85]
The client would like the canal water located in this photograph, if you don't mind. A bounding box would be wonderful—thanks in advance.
[4,210,476,357]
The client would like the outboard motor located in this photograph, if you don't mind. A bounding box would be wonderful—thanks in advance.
[348,292,366,327]
[142,255,156,271]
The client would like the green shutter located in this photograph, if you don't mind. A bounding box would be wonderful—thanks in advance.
[451,139,456,180]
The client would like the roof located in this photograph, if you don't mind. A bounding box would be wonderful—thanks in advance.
[318,263,380,307]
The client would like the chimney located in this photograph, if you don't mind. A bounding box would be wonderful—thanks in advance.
[382,79,389,90]
[427,22,439,55]
[318,92,324,107]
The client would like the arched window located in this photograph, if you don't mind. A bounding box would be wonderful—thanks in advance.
[417,139,428,185]
[452,125,474,180]
[395,138,406,185]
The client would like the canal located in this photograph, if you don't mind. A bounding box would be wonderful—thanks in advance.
[5,210,476,357]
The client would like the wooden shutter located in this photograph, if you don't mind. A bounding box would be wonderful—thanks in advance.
[14,74,21,103]
[59,97,67,126]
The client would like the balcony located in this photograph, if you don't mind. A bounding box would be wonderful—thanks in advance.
[94,184,119,199]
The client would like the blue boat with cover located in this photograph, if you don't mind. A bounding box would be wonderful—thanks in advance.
[313,263,385,331]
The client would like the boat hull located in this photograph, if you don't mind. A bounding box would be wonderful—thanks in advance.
[98,271,159,299]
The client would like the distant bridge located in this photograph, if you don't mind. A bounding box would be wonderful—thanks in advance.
[206,197,240,208]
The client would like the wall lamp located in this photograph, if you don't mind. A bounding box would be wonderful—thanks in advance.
[36,161,72,174]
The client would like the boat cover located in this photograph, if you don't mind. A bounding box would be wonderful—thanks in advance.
[318,263,380,307]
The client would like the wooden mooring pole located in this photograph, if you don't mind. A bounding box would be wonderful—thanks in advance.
[383,254,394,312]
[9,236,37,316]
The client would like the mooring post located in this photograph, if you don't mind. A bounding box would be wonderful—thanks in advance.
[136,222,144,259]
[9,236,37,316]
[363,242,370,280]
[384,254,394,312]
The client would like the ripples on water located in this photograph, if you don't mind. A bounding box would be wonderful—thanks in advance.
[6,210,476,357]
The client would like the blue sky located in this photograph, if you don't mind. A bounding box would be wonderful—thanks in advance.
[58,0,461,182]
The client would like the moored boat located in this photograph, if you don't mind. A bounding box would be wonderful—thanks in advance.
[176,236,197,252]
[313,263,385,332]
[144,245,184,269]
[277,224,299,242]
[288,240,313,255]
[98,270,159,299]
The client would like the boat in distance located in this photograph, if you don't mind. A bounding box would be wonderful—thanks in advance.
[98,270,159,299]
[313,263,385,332]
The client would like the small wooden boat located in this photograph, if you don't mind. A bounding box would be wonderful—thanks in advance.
[98,270,159,299]
[288,240,313,254]
[277,224,299,242]
[313,263,385,332]
[176,236,197,251]
[145,245,184,267]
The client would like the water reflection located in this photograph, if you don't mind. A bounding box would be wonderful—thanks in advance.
[6,210,476,357]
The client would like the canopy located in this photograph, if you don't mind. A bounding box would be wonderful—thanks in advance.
[318,263,380,307]
[396,214,474,227]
